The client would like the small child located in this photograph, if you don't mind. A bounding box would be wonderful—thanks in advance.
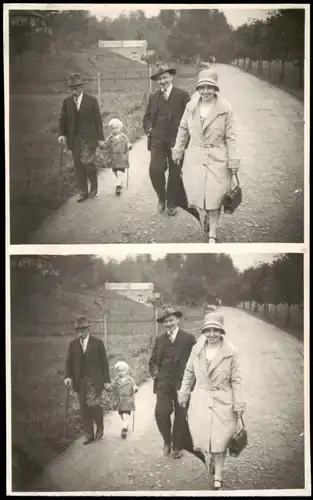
[107,360,138,438]
[101,118,132,196]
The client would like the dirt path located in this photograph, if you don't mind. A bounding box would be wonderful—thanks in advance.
[30,307,306,493]
[29,64,304,244]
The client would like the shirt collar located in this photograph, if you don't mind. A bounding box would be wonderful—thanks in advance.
[168,326,179,341]
[80,333,89,344]
[75,92,84,104]
[163,84,173,99]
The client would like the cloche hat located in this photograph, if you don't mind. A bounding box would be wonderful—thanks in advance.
[196,69,219,91]
[202,312,225,334]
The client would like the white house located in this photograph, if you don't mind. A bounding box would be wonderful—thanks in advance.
[105,282,154,305]
[98,40,147,63]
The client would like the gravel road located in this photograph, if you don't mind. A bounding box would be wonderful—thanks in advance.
[30,308,307,494]
[29,64,304,244]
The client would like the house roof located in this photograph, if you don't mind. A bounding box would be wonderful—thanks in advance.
[98,40,147,49]
[105,282,153,291]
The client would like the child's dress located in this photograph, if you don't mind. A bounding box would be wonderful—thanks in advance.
[110,375,137,413]
[103,133,131,173]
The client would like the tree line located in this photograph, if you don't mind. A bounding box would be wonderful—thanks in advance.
[11,254,303,326]
[10,8,305,80]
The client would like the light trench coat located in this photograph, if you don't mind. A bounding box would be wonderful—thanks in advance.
[178,335,246,453]
[172,94,240,210]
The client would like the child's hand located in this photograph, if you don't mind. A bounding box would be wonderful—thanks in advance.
[127,143,133,151]
[98,140,106,149]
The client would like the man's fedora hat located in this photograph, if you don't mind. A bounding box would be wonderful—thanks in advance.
[202,312,225,334]
[67,73,84,87]
[196,69,219,91]
[74,316,92,330]
[157,304,183,323]
[150,63,176,81]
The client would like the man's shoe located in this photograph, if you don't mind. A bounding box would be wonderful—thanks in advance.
[162,443,171,456]
[167,207,178,216]
[83,436,94,445]
[95,428,104,440]
[121,427,128,439]
[77,194,88,203]
[89,189,98,198]
[158,200,165,213]
[172,449,183,459]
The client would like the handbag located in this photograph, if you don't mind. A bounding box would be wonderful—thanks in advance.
[223,173,242,214]
[228,417,248,457]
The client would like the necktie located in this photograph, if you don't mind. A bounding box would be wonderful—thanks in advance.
[80,339,85,352]
[74,96,79,110]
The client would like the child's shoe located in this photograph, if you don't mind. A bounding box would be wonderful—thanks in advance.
[115,185,122,196]
[121,427,128,439]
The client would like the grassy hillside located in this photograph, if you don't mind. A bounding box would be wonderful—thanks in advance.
[11,282,156,491]
[9,47,150,244]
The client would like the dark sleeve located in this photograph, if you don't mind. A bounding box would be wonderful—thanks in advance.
[99,339,111,383]
[59,99,67,137]
[93,97,104,141]
[65,342,72,379]
[149,337,159,378]
[183,90,190,108]
[143,94,152,135]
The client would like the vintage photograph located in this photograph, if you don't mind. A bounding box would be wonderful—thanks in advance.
[9,252,307,493]
[6,5,306,244]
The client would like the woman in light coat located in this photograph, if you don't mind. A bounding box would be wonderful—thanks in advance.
[172,69,240,242]
[178,311,246,490]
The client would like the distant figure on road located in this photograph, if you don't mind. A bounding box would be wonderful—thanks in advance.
[100,118,132,196]
[172,69,240,242]
[143,63,190,217]
[178,311,246,490]
[58,73,105,203]
[149,305,196,459]
[105,360,138,439]
[64,316,111,445]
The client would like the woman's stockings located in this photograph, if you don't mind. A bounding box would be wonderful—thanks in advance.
[207,209,221,240]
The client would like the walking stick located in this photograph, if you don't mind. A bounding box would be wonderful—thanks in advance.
[58,143,64,199]
[132,408,135,432]
[65,384,70,419]
[126,167,129,189]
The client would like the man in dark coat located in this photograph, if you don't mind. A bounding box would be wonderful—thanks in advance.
[64,316,111,445]
[143,63,190,216]
[149,305,196,459]
[58,73,105,202]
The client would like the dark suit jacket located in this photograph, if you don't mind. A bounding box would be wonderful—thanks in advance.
[59,93,104,151]
[143,87,190,150]
[149,329,196,393]
[65,335,110,395]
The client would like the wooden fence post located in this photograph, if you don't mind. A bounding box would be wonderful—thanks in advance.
[103,314,107,348]
[148,66,152,93]
[97,72,101,104]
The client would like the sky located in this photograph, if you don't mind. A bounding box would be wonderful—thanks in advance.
[97,252,280,272]
[86,4,275,28]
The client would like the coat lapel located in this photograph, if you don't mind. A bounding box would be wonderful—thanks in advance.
[201,96,228,133]
[172,329,186,364]
[193,336,234,378]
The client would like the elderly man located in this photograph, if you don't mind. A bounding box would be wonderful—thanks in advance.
[149,305,196,459]
[64,316,111,445]
[143,63,190,216]
[58,73,105,203]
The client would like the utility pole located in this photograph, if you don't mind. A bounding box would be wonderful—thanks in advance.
[94,296,107,348]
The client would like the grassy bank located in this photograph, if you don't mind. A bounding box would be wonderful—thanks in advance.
[234,59,304,101]
[237,303,303,340]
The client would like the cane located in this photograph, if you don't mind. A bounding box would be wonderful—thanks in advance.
[126,167,129,189]
[65,384,70,419]
[58,143,65,198]
[132,393,135,432]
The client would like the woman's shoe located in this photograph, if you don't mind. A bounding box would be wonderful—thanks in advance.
[115,185,122,196]
[208,236,217,243]
[213,479,222,490]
